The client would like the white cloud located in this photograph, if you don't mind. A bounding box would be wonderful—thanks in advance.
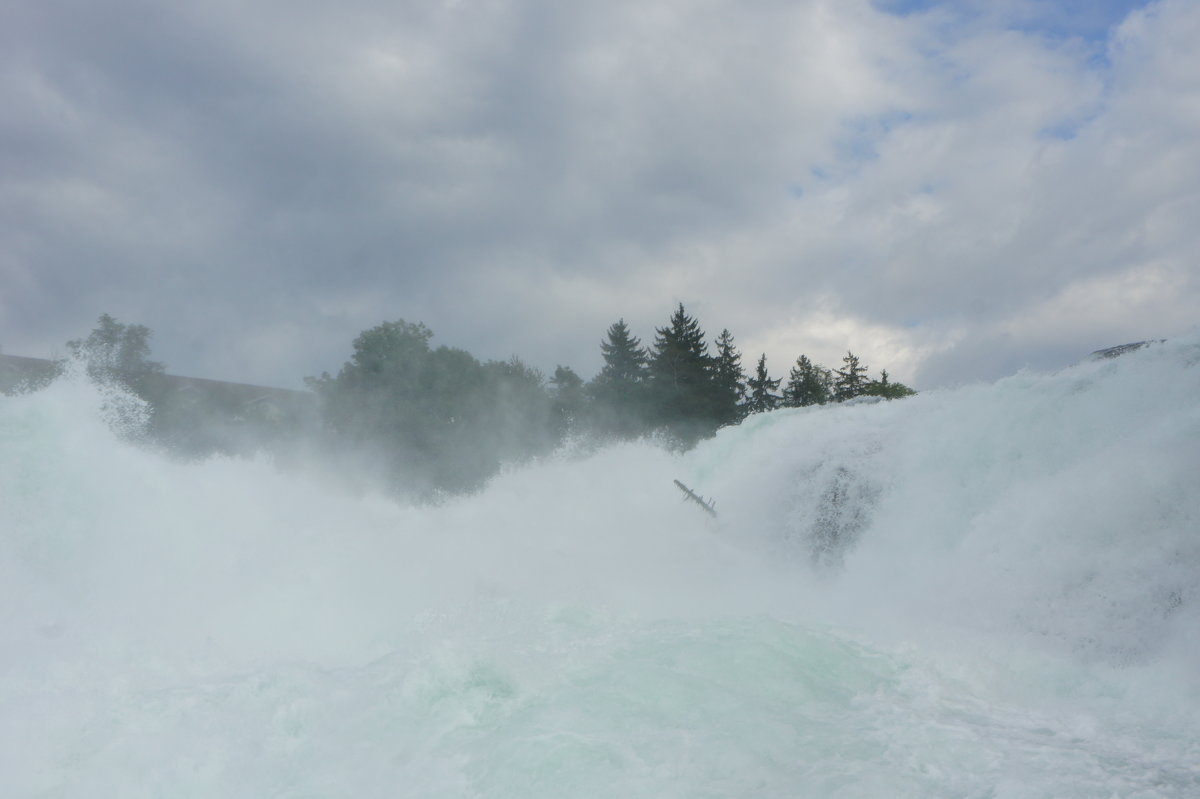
[1,0,1194,390]
[729,0,1199,386]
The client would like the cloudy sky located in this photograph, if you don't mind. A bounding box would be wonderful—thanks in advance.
[2,0,1197,390]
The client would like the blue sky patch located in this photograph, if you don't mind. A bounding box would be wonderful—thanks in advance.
[873,0,1152,44]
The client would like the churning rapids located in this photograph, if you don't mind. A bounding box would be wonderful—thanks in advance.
[3,336,1199,798]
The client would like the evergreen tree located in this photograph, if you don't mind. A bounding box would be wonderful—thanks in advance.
[862,369,917,400]
[712,328,747,427]
[745,353,781,414]
[783,355,832,407]
[647,304,720,444]
[596,319,648,385]
[833,350,870,402]
[648,305,710,392]
[587,319,650,438]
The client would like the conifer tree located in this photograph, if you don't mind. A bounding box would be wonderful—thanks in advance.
[783,355,832,407]
[712,328,747,426]
[649,305,709,388]
[833,350,870,402]
[745,353,782,414]
[588,319,651,438]
[595,319,648,386]
[862,368,917,399]
[648,304,715,442]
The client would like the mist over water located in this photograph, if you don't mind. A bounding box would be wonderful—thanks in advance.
[3,337,1199,797]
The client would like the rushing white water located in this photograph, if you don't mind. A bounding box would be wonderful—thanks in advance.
[3,337,1199,797]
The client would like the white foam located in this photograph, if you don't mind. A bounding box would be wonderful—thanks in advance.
[3,335,1199,796]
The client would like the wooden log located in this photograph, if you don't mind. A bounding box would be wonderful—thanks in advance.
[673,479,717,518]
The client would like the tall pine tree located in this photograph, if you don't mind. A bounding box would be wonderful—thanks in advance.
[783,355,832,407]
[745,353,782,414]
[647,304,715,443]
[588,319,651,438]
[833,351,869,402]
[712,328,747,427]
[596,319,648,386]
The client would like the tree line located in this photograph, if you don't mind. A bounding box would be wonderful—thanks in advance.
[42,309,914,499]
[578,305,913,447]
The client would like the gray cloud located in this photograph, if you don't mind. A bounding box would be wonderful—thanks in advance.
[2,0,1194,390]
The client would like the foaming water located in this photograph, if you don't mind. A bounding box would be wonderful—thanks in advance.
[3,337,1200,797]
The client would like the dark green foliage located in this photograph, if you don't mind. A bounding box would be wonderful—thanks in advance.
[309,320,559,497]
[479,356,558,464]
[550,365,586,435]
[647,304,718,444]
[783,355,832,407]
[833,351,870,402]
[65,314,165,399]
[862,369,917,400]
[52,308,919,494]
[62,314,170,440]
[649,305,710,390]
[639,308,749,444]
[587,319,651,438]
[306,320,435,446]
[597,319,649,385]
[745,353,782,414]
[712,329,747,427]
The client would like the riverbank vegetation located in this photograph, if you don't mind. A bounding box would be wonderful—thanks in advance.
[10,309,914,498]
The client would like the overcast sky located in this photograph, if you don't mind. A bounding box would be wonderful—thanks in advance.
[2,0,1196,390]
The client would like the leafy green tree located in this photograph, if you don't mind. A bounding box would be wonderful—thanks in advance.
[309,321,453,493]
[783,355,832,407]
[745,353,781,414]
[833,351,870,402]
[410,345,501,495]
[307,320,435,447]
[477,355,558,466]
[58,314,171,442]
[550,365,586,435]
[66,313,165,398]
[309,320,561,497]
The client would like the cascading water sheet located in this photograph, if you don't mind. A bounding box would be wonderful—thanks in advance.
[2,336,1199,797]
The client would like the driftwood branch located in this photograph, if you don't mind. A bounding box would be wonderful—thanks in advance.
[674,480,717,518]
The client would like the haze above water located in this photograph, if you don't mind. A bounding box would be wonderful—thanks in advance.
[3,336,1199,797]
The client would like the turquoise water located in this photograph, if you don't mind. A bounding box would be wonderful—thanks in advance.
[3,339,1199,797]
